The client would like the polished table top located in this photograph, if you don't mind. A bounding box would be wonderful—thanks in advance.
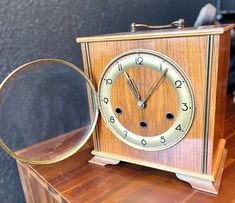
[17,95,235,203]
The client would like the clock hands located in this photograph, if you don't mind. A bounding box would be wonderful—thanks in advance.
[142,68,168,104]
[124,68,168,109]
[124,72,142,101]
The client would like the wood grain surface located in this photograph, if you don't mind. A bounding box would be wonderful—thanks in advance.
[208,31,231,174]
[84,36,208,173]
[76,24,234,43]
[16,126,91,162]
[16,95,235,203]
[83,34,232,179]
[79,25,233,179]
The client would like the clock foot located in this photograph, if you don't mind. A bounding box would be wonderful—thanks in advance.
[89,155,120,166]
[176,148,228,195]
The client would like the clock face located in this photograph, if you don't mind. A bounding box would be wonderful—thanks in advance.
[98,49,195,151]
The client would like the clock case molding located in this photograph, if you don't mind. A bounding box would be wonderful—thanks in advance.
[76,24,234,194]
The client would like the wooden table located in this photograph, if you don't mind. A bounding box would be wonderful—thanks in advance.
[17,95,235,203]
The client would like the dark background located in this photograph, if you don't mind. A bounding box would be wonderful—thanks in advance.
[0,0,218,202]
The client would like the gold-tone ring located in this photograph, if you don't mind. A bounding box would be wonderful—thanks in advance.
[0,59,99,165]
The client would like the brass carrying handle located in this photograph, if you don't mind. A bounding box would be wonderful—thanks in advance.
[130,18,185,32]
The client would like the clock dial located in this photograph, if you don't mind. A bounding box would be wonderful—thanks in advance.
[98,49,195,151]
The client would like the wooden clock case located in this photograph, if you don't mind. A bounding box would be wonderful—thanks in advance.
[77,24,234,194]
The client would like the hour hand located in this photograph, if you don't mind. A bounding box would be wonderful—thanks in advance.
[124,72,141,100]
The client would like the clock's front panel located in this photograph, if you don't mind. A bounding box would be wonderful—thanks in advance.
[82,36,211,173]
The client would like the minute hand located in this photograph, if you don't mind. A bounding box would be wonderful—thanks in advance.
[142,68,168,103]
[124,72,141,100]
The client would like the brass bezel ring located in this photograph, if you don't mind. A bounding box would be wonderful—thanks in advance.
[0,59,98,165]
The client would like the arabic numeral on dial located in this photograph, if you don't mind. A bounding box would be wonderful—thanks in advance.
[135,55,144,65]
[109,116,115,123]
[175,124,184,132]
[123,130,128,138]
[104,78,113,85]
[117,63,123,71]
[102,97,109,104]
[141,139,147,146]
[175,80,182,88]
[160,136,166,143]
[182,103,189,111]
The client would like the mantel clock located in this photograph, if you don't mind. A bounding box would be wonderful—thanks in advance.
[0,19,234,194]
